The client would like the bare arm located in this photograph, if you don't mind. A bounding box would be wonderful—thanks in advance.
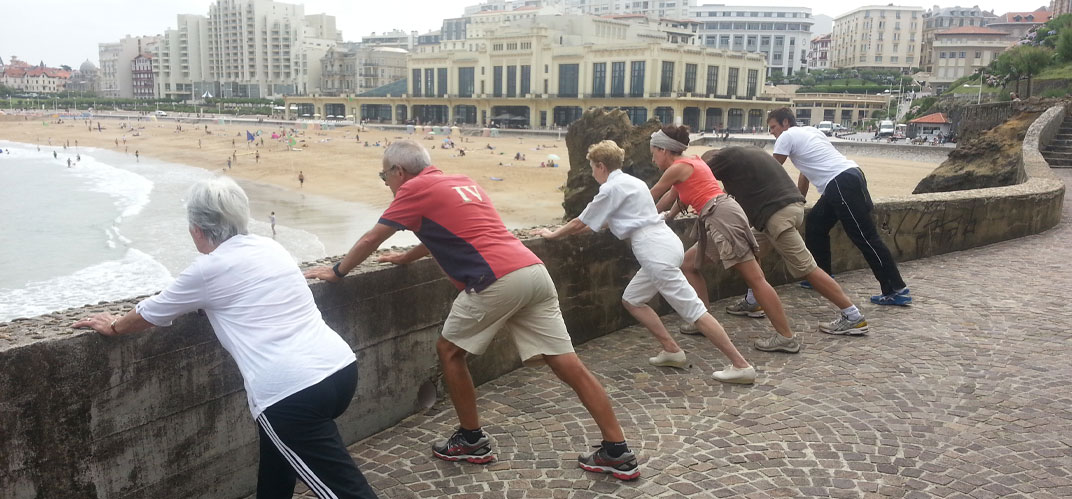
[72,310,155,337]
[654,187,679,212]
[534,218,590,240]
[649,162,693,203]
[772,153,788,165]
[304,223,398,282]
[796,173,810,197]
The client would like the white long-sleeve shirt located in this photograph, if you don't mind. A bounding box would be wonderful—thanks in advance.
[136,234,355,418]
[578,170,663,240]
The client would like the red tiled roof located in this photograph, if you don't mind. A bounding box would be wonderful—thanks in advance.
[936,26,1011,35]
[2,67,70,79]
[997,8,1052,23]
[909,112,951,124]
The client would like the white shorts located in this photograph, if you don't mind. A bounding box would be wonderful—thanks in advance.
[622,223,708,324]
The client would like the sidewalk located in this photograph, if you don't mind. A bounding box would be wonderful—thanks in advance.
[304,170,1072,498]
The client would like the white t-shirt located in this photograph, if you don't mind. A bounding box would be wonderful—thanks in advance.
[773,126,860,195]
[136,234,356,418]
[578,169,663,240]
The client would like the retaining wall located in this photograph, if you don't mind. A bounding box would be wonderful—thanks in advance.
[0,107,1065,498]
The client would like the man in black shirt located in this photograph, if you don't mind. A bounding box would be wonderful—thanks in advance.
[704,146,870,348]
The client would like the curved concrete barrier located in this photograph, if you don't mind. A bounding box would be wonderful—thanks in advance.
[0,106,1065,498]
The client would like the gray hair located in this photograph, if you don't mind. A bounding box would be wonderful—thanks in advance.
[186,176,250,245]
[383,139,432,174]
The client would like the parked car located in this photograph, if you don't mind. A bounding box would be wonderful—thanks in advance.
[155,110,167,117]
[817,121,834,136]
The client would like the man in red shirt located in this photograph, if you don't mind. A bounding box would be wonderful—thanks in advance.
[305,140,640,480]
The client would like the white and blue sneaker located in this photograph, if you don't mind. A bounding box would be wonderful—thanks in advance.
[870,288,912,307]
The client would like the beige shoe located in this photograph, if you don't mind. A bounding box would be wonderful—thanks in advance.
[648,350,688,368]
[678,322,703,335]
[754,332,801,353]
[712,365,756,384]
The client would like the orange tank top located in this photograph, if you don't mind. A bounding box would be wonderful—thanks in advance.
[673,155,724,212]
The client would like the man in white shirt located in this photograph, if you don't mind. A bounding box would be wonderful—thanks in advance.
[74,177,377,499]
[536,140,755,384]
[767,108,911,306]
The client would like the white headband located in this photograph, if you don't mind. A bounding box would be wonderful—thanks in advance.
[650,130,688,153]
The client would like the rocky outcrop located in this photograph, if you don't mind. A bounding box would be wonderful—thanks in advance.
[913,112,1040,194]
[562,108,662,218]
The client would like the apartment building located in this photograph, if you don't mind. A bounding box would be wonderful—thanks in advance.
[920,6,997,72]
[808,34,831,70]
[320,43,408,96]
[831,5,924,70]
[131,54,155,99]
[99,35,161,98]
[690,4,813,76]
[930,26,1013,92]
[154,14,209,101]
[0,58,71,94]
[987,8,1052,40]
[287,13,785,132]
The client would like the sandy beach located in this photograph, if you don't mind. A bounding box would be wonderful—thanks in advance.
[0,116,942,225]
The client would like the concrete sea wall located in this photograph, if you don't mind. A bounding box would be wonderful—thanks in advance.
[0,106,1065,498]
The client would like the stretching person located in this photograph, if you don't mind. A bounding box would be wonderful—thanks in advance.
[74,177,377,499]
[536,140,755,384]
[304,140,641,480]
[766,108,911,306]
[648,125,798,349]
[704,146,869,343]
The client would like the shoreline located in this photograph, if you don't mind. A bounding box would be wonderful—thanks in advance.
[0,117,942,222]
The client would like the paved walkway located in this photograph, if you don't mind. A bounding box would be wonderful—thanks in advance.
[309,171,1072,498]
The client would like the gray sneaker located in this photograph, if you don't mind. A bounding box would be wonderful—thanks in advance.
[820,314,869,335]
[754,333,801,353]
[726,298,766,318]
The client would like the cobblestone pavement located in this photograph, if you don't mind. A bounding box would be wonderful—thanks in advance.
[299,171,1072,498]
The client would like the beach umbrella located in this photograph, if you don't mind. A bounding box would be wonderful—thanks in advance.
[547,154,561,161]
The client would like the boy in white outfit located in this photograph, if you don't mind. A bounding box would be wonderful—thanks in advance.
[536,141,755,384]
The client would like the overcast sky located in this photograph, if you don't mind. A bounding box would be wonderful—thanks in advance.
[0,0,1047,68]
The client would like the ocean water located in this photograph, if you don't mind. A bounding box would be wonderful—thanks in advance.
[0,140,417,322]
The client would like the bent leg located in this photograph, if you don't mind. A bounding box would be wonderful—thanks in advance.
[733,259,794,338]
[693,313,750,369]
[681,244,710,307]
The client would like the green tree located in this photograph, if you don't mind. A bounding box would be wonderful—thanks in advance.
[1057,29,1072,63]
[996,45,1054,97]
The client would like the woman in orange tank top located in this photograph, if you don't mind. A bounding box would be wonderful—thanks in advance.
[649,125,799,350]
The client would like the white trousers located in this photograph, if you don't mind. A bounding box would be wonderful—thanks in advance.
[622,223,708,324]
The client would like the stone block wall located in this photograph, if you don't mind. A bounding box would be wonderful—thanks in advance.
[0,106,1065,498]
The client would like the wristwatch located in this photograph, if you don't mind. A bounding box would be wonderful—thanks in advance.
[332,262,346,279]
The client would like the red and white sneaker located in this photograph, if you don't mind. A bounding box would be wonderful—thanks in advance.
[577,444,641,481]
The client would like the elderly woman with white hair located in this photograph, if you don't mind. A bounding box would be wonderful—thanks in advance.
[74,177,377,499]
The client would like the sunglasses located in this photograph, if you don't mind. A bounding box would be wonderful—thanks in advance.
[378,165,398,182]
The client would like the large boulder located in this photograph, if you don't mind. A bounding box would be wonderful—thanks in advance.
[562,108,662,218]
[913,111,1040,194]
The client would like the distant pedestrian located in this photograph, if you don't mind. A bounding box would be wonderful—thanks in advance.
[53,151,58,159]
[270,211,277,236]
[298,171,305,188]
[255,150,260,163]
[67,158,72,168]
[135,150,139,162]
[227,157,232,169]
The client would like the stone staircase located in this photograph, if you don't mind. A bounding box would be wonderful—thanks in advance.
[1043,114,1072,168]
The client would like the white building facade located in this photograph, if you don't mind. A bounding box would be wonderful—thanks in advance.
[691,4,814,76]
[930,26,1013,92]
[921,6,998,72]
[831,5,924,70]
[808,34,831,70]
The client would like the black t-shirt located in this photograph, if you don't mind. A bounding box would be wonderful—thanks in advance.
[705,146,805,231]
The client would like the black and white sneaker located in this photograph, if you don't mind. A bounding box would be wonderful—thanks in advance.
[432,428,496,464]
[577,444,641,481]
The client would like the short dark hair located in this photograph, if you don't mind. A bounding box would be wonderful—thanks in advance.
[766,108,796,127]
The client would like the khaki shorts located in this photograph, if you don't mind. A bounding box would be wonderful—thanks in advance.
[693,194,759,269]
[755,202,818,279]
[441,264,575,363]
